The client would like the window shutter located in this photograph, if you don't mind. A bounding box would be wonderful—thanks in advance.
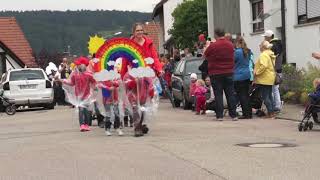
[298,0,306,16]
[307,0,320,18]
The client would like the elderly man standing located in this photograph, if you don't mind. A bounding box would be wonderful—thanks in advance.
[204,28,237,121]
[263,30,283,112]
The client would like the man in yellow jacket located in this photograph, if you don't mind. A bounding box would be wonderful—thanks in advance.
[254,41,276,118]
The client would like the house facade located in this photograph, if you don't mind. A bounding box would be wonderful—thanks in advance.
[144,21,161,53]
[0,17,37,76]
[152,0,183,55]
[207,0,320,68]
[207,0,241,39]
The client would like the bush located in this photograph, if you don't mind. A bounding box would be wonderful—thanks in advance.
[280,63,320,104]
[280,64,304,96]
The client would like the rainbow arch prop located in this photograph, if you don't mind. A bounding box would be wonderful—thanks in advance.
[94,38,147,72]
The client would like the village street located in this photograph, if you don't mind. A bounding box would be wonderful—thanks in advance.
[0,100,319,180]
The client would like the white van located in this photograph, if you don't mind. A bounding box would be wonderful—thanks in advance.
[0,68,54,109]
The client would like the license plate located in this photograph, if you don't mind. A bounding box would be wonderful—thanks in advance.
[20,84,37,89]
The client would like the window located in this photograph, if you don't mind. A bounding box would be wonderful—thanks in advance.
[298,0,320,24]
[9,70,45,81]
[185,60,203,75]
[252,0,264,32]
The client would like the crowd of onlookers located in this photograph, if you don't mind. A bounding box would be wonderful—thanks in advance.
[158,28,287,121]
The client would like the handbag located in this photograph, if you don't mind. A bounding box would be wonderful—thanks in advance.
[270,55,282,85]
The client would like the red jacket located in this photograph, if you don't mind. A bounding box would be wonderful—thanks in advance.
[131,36,163,74]
[124,73,154,105]
[64,71,96,100]
[204,38,235,76]
[194,85,207,98]
[189,81,197,97]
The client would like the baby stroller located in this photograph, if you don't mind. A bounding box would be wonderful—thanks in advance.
[0,90,16,115]
[298,98,320,132]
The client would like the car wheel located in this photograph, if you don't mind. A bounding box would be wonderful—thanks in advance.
[45,103,55,110]
[5,105,16,115]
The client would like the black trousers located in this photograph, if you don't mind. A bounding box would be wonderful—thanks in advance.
[234,79,252,117]
[211,75,237,118]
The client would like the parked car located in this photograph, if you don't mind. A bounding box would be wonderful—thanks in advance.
[0,68,54,109]
[171,57,204,109]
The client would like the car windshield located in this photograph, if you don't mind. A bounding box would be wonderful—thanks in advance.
[9,70,45,81]
[185,60,203,74]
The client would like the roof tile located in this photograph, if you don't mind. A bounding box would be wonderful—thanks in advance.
[0,17,37,67]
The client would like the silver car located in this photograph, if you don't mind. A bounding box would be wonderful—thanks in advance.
[0,68,54,109]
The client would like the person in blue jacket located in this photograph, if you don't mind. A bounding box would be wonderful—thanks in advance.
[233,36,253,119]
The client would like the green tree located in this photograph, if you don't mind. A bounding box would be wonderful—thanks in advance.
[169,0,207,49]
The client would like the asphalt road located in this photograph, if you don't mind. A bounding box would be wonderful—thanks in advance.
[0,101,319,180]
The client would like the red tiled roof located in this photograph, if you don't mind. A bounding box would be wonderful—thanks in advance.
[0,17,37,67]
[144,22,161,52]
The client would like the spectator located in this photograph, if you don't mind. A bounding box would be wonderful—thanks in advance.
[199,59,208,80]
[233,36,253,119]
[254,40,276,118]
[263,30,283,112]
[309,78,320,101]
[194,79,207,115]
[204,28,237,121]
[225,33,232,42]
[184,48,193,58]
[205,76,215,111]
[163,55,173,89]
[173,49,181,68]
[189,73,198,110]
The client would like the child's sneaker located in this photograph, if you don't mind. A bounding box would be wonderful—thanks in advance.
[105,129,112,136]
[116,129,124,136]
[201,111,206,115]
[80,124,86,132]
[84,124,90,131]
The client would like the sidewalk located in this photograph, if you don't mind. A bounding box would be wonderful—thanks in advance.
[276,103,305,121]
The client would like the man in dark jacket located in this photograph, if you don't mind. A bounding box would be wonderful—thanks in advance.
[263,30,283,112]
[204,28,237,121]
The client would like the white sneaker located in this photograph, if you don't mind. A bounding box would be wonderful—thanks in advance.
[232,117,238,121]
[116,129,124,136]
[105,130,112,136]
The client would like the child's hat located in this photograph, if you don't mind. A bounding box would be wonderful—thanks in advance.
[190,73,197,79]
[74,57,89,66]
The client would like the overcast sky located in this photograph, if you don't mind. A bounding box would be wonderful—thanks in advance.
[0,0,160,12]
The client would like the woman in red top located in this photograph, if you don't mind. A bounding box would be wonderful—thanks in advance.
[122,23,161,137]
[131,23,163,74]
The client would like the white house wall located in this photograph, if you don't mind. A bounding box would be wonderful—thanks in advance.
[5,55,22,70]
[286,0,320,68]
[240,0,320,68]
[163,0,183,41]
[239,0,265,63]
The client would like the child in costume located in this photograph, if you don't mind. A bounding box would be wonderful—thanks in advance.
[100,80,124,136]
[194,79,207,115]
[61,57,96,132]
[124,69,155,137]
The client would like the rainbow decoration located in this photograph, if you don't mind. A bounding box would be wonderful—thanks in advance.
[94,38,147,72]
